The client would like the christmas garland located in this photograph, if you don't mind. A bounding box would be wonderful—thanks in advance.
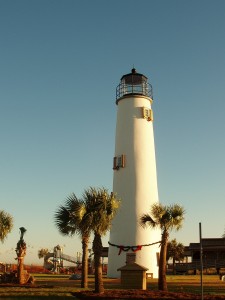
[108,241,161,255]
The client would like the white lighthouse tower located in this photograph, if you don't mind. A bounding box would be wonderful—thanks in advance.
[108,68,161,278]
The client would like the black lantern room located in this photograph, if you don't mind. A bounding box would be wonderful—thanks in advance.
[116,68,153,102]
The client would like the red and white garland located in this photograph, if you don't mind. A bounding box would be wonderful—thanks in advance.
[108,241,161,255]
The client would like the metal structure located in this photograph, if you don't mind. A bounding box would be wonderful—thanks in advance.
[116,68,153,101]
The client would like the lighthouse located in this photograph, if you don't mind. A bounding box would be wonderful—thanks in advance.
[107,68,161,278]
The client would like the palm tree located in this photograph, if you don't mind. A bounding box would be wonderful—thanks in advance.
[83,187,120,294]
[54,188,120,293]
[167,239,185,274]
[54,193,91,288]
[140,203,185,291]
[0,210,13,243]
[38,248,49,259]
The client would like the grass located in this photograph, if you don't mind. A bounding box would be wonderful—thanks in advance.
[165,275,225,295]
[0,274,225,298]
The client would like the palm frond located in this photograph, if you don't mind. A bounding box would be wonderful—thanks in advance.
[140,213,156,228]
[0,210,14,242]
[140,203,185,233]
[168,204,185,231]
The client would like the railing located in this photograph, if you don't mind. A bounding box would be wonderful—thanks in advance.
[116,82,153,100]
[60,253,77,264]
[175,261,225,271]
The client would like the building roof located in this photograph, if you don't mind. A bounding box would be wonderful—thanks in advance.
[189,238,225,251]
[117,262,149,271]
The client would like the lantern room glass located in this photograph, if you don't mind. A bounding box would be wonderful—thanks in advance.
[116,68,153,100]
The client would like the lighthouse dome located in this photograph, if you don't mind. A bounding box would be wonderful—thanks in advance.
[116,68,153,101]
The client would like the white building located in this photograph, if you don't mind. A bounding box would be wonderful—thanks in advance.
[107,69,161,278]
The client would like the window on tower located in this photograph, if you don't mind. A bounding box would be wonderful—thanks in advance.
[142,107,153,122]
[113,155,125,170]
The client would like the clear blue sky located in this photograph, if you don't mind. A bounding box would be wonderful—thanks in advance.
[0,0,225,265]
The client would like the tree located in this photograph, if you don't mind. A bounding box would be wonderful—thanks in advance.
[38,248,49,259]
[54,187,120,293]
[140,203,185,291]
[54,193,91,288]
[167,239,185,274]
[83,187,120,294]
[0,210,13,243]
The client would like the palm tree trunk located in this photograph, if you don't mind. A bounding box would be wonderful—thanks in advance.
[93,232,104,294]
[81,235,89,288]
[172,257,175,275]
[158,231,168,291]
